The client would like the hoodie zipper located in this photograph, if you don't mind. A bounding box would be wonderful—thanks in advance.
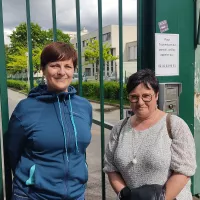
[63,99,70,198]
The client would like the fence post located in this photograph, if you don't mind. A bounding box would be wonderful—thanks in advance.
[75,0,83,96]
[0,0,12,199]
[25,0,34,89]
[52,0,57,42]
[97,0,105,199]
[118,0,124,120]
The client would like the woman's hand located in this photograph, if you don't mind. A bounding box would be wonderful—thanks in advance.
[107,172,127,194]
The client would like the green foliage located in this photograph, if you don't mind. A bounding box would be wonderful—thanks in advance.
[7,46,27,72]
[44,29,70,44]
[7,46,42,74]
[6,22,71,75]
[32,47,42,72]
[7,79,37,93]
[7,79,28,91]
[83,40,118,79]
[83,40,118,65]
[9,22,71,52]
[71,81,127,101]
[8,79,128,103]
[9,22,46,52]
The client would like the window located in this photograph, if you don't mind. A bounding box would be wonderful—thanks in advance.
[85,68,91,76]
[93,64,95,76]
[76,43,77,48]
[110,48,113,56]
[82,40,86,47]
[103,32,111,42]
[128,45,137,60]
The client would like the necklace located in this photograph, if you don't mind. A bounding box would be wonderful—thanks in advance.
[131,110,158,165]
[131,129,149,164]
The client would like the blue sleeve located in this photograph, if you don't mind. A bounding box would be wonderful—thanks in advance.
[7,113,27,174]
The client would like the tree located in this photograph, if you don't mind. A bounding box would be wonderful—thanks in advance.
[7,22,71,75]
[83,40,118,79]
[44,29,70,44]
[9,22,71,54]
[7,46,42,74]
[9,22,46,53]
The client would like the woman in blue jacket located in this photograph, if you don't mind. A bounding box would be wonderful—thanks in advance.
[7,42,92,200]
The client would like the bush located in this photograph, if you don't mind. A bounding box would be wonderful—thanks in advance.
[7,79,28,90]
[7,79,127,101]
[72,81,127,101]
[7,79,37,93]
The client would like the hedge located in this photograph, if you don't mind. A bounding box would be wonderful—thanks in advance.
[7,79,37,93]
[71,81,128,101]
[7,79,128,101]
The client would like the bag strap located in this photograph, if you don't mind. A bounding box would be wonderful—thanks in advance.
[118,114,172,140]
[117,117,129,141]
[166,113,172,139]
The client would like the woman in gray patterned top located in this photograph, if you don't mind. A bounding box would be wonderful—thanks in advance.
[104,69,196,200]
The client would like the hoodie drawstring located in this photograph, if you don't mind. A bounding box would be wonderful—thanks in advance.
[68,95,79,153]
[57,96,69,162]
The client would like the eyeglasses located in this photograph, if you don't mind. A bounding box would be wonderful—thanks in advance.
[127,93,154,103]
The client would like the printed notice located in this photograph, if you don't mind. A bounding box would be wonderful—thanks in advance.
[155,33,179,76]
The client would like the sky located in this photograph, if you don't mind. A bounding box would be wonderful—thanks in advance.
[2,0,137,44]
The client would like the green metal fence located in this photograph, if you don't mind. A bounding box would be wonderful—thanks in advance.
[0,0,199,199]
[0,0,126,199]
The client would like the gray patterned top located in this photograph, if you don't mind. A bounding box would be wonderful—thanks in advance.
[103,114,196,200]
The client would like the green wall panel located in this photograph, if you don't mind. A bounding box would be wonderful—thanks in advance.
[194,1,200,194]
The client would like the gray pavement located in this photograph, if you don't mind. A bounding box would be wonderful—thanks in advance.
[7,89,120,200]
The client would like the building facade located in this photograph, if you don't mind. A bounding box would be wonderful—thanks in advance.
[71,25,137,80]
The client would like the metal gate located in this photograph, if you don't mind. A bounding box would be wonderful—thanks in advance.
[0,0,199,199]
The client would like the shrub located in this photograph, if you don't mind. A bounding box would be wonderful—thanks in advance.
[7,79,37,93]
[7,79,127,101]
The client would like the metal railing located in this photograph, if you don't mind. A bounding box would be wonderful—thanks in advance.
[0,0,128,199]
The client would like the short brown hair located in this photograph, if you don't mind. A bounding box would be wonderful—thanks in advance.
[126,69,159,94]
[40,42,78,70]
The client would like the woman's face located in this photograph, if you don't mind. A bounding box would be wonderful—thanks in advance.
[128,83,158,118]
[43,59,74,93]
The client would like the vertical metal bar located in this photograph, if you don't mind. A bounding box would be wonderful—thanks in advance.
[97,0,105,199]
[137,0,143,70]
[26,0,34,89]
[75,0,83,96]
[52,0,57,42]
[118,0,123,120]
[137,0,156,71]
[0,0,12,199]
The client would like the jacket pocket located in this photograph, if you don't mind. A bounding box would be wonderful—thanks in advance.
[25,164,35,185]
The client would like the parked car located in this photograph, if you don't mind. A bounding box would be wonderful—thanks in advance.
[72,73,88,83]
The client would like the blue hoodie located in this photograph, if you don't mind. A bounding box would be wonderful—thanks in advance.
[7,85,92,200]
